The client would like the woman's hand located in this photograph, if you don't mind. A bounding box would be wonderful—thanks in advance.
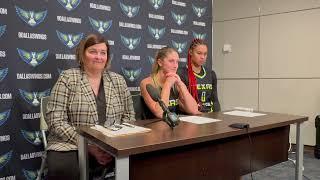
[164,73,182,87]
[88,144,113,165]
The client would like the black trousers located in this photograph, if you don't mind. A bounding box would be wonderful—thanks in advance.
[47,150,114,180]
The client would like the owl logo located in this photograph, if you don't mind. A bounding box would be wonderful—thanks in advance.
[0,109,10,127]
[119,2,140,18]
[17,48,49,67]
[22,169,39,180]
[148,56,155,64]
[57,68,64,75]
[149,0,164,10]
[88,17,112,34]
[171,11,187,26]
[121,68,142,82]
[0,25,6,38]
[192,4,206,18]
[192,31,207,40]
[56,30,83,49]
[21,130,42,146]
[172,40,187,53]
[120,35,141,50]
[57,0,81,11]
[0,150,13,171]
[18,89,51,107]
[15,6,47,27]
[148,26,166,40]
[0,68,8,82]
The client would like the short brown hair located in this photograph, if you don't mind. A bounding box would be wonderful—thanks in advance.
[76,33,110,69]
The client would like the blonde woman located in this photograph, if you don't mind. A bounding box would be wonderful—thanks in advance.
[140,47,200,118]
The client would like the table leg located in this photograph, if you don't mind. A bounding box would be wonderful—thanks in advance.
[78,135,88,180]
[115,157,129,180]
[295,122,303,180]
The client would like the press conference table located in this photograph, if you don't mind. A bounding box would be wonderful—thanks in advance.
[77,111,307,180]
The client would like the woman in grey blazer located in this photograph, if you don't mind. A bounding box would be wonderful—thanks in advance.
[46,33,135,179]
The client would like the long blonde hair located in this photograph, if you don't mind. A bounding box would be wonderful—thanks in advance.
[151,47,178,76]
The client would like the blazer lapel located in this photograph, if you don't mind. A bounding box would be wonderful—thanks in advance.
[79,71,98,122]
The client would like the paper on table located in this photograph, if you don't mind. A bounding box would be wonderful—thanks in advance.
[180,116,221,124]
[223,110,266,117]
[92,124,151,137]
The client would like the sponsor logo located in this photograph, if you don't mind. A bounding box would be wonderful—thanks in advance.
[18,32,47,40]
[108,40,114,45]
[0,25,6,38]
[57,68,64,75]
[119,2,140,18]
[18,89,51,107]
[170,28,188,35]
[0,93,12,100]
[89,17,112,34]
[57,15,81,24]
[22,113,40,120]
[21,130,42,146]
[120,35,141,50]
[119,21,142,29]
[147,44,166,49]
[148,26,165,40]
[0,135,10,142]
[180,58,186,62]
[122,68,142,82]
[172,0,186,7]
[0,68,8,82]
[148,13,164,20]
[20,151,44,160]
[148,56,155,64]
[56,30,83,49]
[56,53,76,60]
[90,3,111,11]
[17,48,49,67]
[192,31,206,39]
[0,51,6,57]
[149,0,164,10]
[192,4,206,18]
[57,0,81,11]
[172,40,187,53]
[17,73,52,80]
[193,21,206,27]
[0,176,15,180]
[122,55,140,61]
[197,83,212,90]
[22,169,38,180]
[15,6,47,27]
[169,99,178,107]
[0,150,12,171]
[0,109,10,127]
[171,11,186,26]
[0,8,7,15]
[109,53,114,62]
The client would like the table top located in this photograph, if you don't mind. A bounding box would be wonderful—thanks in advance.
[78,111,308,157]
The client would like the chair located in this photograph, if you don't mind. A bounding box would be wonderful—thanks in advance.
[36,96,49,180]
[131,93,155,120]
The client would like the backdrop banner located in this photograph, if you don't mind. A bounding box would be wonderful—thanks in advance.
[0,0,212,178]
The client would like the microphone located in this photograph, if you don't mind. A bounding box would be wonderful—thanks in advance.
[146,84,180,128]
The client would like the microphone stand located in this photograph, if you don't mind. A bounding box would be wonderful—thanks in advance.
[158,99,179,128]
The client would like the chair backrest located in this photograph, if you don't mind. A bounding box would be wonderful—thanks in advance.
[40,96,49,131]
[131,93,155,120]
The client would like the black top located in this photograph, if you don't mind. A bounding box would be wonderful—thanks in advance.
[178,66,220,112]
[152,76,181,114]
[95,79,106,125]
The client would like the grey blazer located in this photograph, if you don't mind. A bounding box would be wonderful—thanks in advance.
[46,68,135,151]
